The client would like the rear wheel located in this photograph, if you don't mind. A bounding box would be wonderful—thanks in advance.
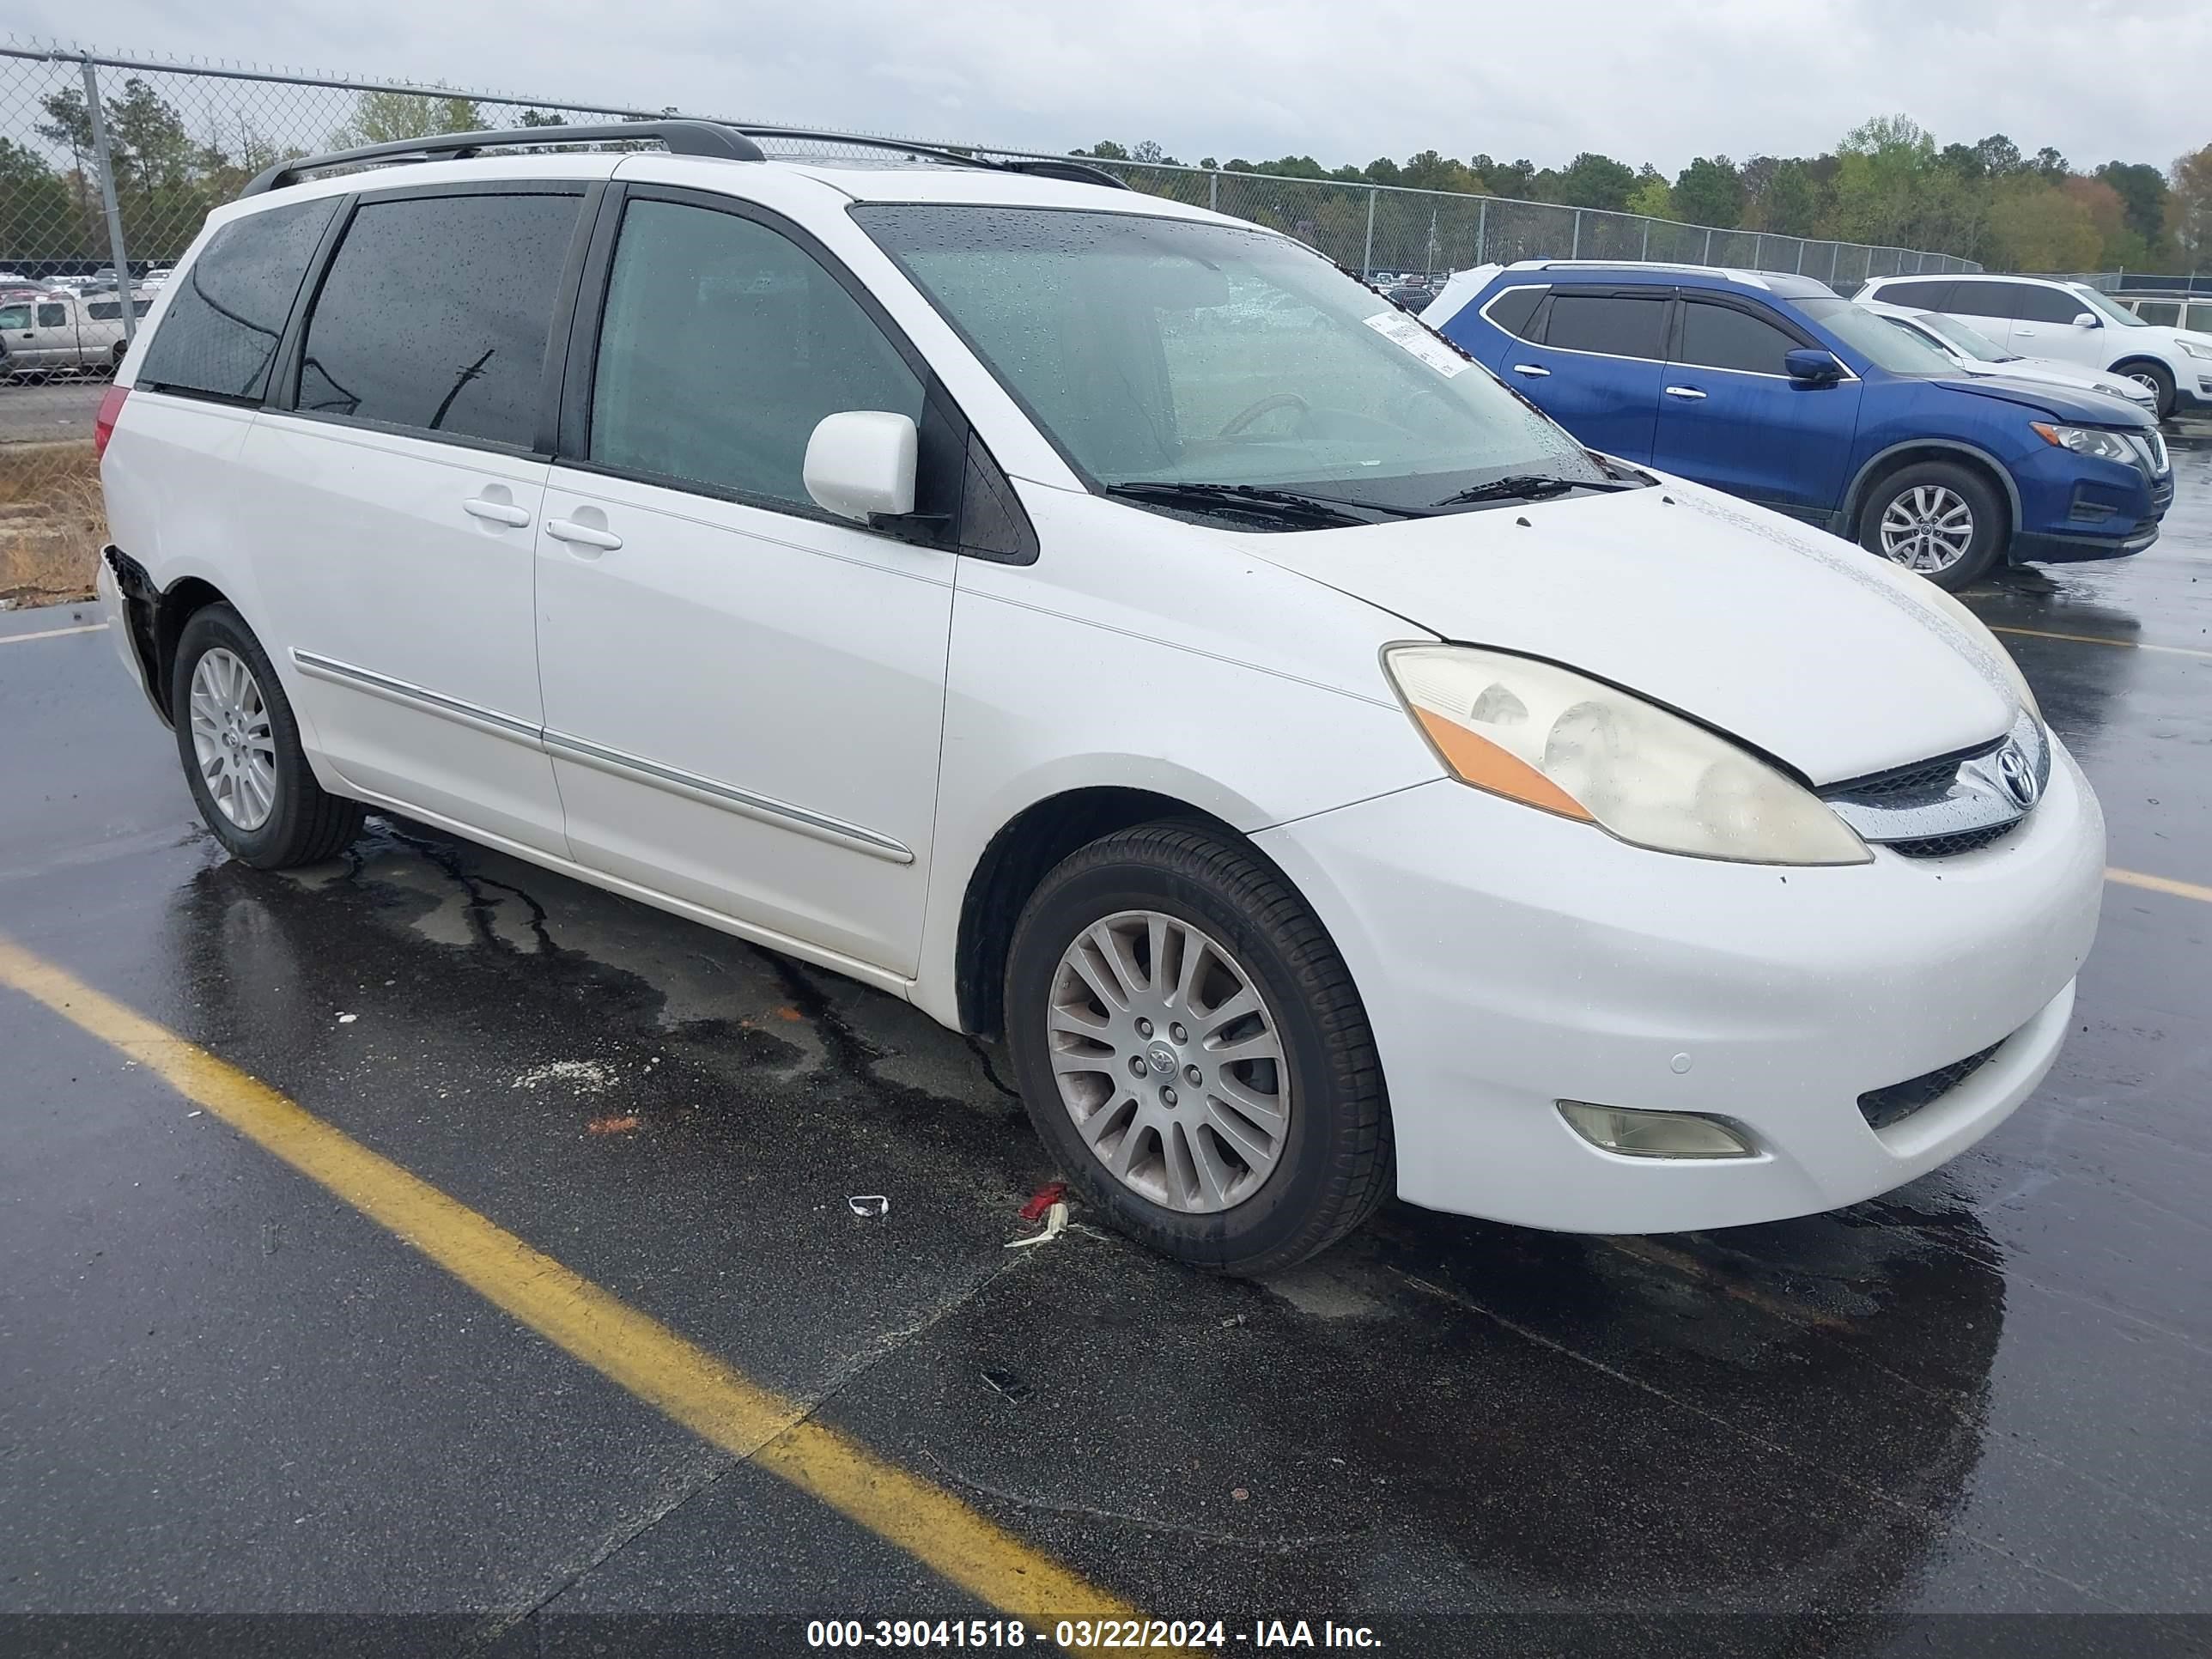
[171,604,364,868]
[2115,360,2174,421]
[1857,460,2005,591]
[1004,822,1393,1275]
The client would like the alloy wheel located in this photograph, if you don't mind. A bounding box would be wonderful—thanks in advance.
[1875,483,1975,574]
[187,647,278,831]
[1046,910,1291,1213]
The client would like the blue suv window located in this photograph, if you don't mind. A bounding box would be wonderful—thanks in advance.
[1484,286,1545,340]
[1544,293,1667,359]
[1677,301,1798,375]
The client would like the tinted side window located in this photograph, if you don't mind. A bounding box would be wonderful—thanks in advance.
[2186,302,2212,333]
[299,192,580,447]
[37,303,65,326]
[137,198,337,400]
[87,298,151,321]
[2019,286,2088,324]
[1543,293,1668,358]
[2134,301,2182,327]
[0,304,29,329]
[1483,285,1545,340]
[1878,280,1953,309]
[1947,282,2021,320]
[589,199,924,511]
[1676,301,1799,374]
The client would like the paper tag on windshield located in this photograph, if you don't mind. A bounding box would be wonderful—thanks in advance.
[1364,310,1471,377]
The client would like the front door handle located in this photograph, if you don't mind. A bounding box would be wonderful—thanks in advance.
[545,517,624,551]
[1663,386,1708,399]
[1510,363,1551,377]
[462,496,532,527]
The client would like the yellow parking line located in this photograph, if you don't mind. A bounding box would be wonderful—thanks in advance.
[1988,624,2212,661]
[0,937,1145,1638]
[0,621,108,646]
[2107,867,2212,905]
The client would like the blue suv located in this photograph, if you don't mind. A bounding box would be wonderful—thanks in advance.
[1425,262,2172,589]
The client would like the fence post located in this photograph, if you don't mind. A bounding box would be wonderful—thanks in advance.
[1795,239,1805,273]
[1570,208,1581,259]
[1703,226,1713,263]
[79,57,136,344]
[1640,219,1650,259]
[1830,243,1840,284]
[1362,187,1376,279]
[1208,171,1218,213]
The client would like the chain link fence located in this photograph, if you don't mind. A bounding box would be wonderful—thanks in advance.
[974,153,1981,295]
[0,40,1979,605]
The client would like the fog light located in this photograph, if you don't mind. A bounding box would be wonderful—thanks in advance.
[1557,1101,1757,1159]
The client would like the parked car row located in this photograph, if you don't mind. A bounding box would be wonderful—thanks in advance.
[1855,273,2212,420]
[94,126,2104,1271]
[1423,260,2172,588]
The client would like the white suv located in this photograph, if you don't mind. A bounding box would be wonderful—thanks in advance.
[94,122,2103,1271]
[1859,272,2212,420]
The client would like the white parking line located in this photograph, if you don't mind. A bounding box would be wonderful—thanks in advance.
[0,622,108,646]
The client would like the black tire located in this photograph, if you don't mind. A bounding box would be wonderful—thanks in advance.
[1856,459,2006,592]
[2114,360,2175,422]
[171,603,364,868]
[1004,821,1392,1275]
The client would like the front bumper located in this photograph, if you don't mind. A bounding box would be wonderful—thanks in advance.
[1255,739,2105,1233]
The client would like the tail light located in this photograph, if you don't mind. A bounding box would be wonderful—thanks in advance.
[94,385,127,459]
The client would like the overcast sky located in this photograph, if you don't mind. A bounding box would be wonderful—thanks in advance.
[7,0,2208,174]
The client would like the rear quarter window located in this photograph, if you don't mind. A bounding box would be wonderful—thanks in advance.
[138,198,340,400]
[1482,285,1545,340]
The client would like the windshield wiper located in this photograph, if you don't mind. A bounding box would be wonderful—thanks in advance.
[1102,481,1431,525]
[1431,473,1630,508]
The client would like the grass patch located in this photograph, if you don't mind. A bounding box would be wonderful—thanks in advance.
[0,441,105,606]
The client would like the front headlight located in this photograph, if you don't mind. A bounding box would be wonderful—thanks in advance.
[2177,340,2212,360]
[1382,644,1871,865]
[2030,422,2135,464]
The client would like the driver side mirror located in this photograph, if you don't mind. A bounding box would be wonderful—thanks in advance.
[804,410,917,525]
[1784,348,1845,385]
[2071,312,2101,329]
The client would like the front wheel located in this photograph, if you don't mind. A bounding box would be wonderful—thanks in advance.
[1858,461,2005,591]
[1004,822,1393,1275]
[171,603,365,868]
[2116,361,2175,422]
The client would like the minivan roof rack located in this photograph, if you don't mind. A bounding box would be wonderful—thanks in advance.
[240,120,765,196]
[729,126,1129,189]
[241,118,1130,198]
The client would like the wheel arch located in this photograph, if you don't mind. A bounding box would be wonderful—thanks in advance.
[106,548,235,726]
[954,785,1245,1039]
[1841,441,2018,546]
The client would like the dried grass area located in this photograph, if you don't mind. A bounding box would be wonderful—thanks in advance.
[0,441,105,606]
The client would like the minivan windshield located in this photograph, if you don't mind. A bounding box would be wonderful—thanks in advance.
[1796,295,1960,375]
[852,204,1610,520]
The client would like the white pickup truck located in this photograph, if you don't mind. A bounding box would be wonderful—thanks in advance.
[0,289,151,379]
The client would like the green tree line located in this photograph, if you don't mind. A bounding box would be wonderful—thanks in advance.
[1078,116,2212,274]
[0,81,580,269]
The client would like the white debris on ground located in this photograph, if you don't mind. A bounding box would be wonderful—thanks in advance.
[510,1060,618,1094]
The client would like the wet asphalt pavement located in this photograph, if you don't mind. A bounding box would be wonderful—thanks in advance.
[2,435,2209,1658]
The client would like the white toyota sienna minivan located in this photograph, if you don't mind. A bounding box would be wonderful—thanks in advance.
[94,124,2106,1273]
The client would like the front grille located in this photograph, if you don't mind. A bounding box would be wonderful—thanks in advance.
[1883,823,2016,860]
[1858,1040,2005,1131]
[1835,751,1982,803]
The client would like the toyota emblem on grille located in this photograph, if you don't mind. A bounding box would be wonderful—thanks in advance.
[1996,743,2039,808]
